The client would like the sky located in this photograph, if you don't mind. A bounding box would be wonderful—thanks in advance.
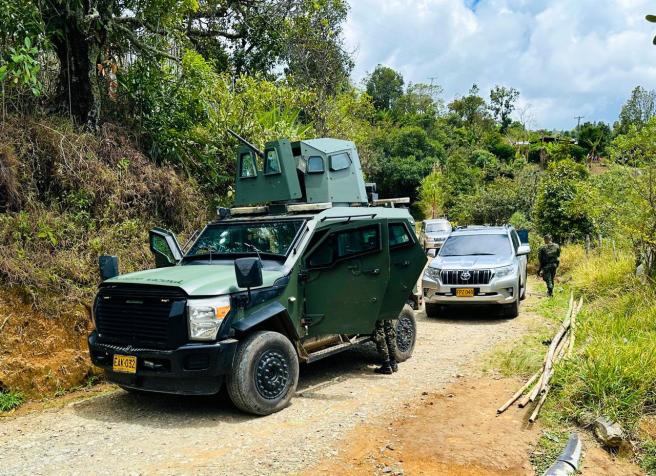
[344,0,656,130]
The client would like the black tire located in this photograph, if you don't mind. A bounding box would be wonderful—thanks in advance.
[393,305,417,362]
[520,279,527,301]
[227,331,299,416]
[425,302,441,318]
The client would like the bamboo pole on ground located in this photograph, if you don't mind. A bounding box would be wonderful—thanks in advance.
[518,294,574,408]
[497,370,541,414]
[567,298,583,357]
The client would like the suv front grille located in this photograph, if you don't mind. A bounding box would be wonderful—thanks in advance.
[95,284,187,349]
[441,269,492,285]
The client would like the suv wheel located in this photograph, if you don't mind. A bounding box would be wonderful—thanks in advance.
[520,279,527,301]
[227,331,299,416]
[393,305,417,362]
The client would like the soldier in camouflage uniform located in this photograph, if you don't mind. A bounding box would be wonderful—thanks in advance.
[538,234,561,297]
[374,320,397,374]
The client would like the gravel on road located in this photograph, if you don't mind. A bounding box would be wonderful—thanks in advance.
[0,302,535,476]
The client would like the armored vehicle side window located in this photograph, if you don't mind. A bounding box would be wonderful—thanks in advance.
[389,223,412,249]
[151,234,176,262]
[329,152,351,171]
[264,149,281,175]
[239,152,257,178]
[307,156,324,173]
[307,225,380,268]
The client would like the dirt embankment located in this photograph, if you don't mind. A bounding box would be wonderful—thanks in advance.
[0,292,93,397]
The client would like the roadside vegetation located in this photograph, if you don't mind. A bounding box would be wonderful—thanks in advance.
[493,244,656,472]
[1,8,655,463]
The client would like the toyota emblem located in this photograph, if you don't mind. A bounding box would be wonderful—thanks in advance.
[460,271,471,281]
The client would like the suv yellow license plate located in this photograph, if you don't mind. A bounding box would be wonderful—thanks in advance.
[456,288,475,297]
[113,354,137,374]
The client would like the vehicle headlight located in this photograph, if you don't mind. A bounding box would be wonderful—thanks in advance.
[187,296,231,341]
[425,267,442,281]
[494,265,515,278]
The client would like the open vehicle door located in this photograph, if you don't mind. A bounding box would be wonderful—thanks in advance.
[149,227,183,268]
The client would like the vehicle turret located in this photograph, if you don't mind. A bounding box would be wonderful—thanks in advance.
[233,134,368,208]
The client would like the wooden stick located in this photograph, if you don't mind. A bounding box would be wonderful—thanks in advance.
[529,384,551,423]
[530,295,574,399]
[567,298,583,357]
[497,370,541,414]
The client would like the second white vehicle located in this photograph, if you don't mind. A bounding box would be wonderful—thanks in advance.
[422,225,529,318]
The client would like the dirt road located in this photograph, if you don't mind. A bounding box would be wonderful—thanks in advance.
[0,300,536,475]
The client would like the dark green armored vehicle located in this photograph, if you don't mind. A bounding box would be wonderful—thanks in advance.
[88,136,427,415]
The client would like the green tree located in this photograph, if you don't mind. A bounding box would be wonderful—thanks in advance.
[365,65,404,111]
[577,121,612,159]
[392,82,442,129]
[533,159,593,242]
[418,170,448,219]
[615,86,656,135]
[489,85,519,133]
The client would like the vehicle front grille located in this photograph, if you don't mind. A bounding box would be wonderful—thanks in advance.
[441,269,492,285]
[94,284,187,349]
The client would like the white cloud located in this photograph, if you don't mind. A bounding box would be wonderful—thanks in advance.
[345,0,656,129]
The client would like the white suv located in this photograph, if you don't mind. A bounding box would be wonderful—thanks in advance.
[422,225,529,318]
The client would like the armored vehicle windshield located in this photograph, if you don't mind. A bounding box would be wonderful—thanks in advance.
[185,219,306,261]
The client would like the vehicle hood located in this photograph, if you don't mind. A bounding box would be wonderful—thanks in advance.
[106,264,286,297]
[432,255,513,269]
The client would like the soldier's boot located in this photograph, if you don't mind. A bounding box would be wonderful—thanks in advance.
[390,359,398,373]
[375,360,393,375]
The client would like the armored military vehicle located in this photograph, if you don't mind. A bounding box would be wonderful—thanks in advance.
[88,135,427,415]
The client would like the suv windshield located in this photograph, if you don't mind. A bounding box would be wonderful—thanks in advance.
[440,234,511,257]
[426,222,450,233]
[186,220,304,260]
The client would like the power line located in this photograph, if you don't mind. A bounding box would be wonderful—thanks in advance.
[574,115,585,133]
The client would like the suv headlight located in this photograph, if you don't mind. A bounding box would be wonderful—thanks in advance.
[425,267,442,281]
[494,265,515,279]
[187,296,231,341]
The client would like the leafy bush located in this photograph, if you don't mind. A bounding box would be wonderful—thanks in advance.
[0,391,24,412]
[533,159,594,242]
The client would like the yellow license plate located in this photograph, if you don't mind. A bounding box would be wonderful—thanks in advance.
[456,288,475,297]
[112,354,137,374]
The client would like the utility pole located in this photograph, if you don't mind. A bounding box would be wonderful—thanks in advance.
[574,115,585,137]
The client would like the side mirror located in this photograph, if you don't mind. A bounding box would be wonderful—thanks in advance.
[517,244,531,256]
[234,257,263,289]
[99,255,119,281]
[149,227,183,268]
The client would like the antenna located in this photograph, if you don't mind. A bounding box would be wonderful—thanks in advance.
[228,129,264,158]
[574,115,585,135]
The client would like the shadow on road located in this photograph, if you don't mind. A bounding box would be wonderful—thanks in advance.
[72,343,382,427]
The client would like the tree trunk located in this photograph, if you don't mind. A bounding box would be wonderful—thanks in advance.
[52,24,102,127]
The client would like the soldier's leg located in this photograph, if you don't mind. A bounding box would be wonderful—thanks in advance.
[374,320,389,360]
[374,321,392,374]
[383,320,398,372]
[545,268,555,296]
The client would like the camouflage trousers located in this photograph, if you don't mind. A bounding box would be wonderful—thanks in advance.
[541,264,558,295]
[374,320,396,361]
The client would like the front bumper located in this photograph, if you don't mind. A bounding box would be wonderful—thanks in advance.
[88,332,238,395]
[424,239,446,249]
[422,274,517,305]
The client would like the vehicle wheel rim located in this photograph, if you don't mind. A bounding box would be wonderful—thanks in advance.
[396,317,414,353]
[255,349,290,400]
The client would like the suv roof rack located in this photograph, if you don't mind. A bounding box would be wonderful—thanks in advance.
[454,224,513,231]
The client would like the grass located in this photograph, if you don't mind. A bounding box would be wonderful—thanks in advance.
[530,429,570,475]
[490,243,656,473]
[0,391,24,412]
